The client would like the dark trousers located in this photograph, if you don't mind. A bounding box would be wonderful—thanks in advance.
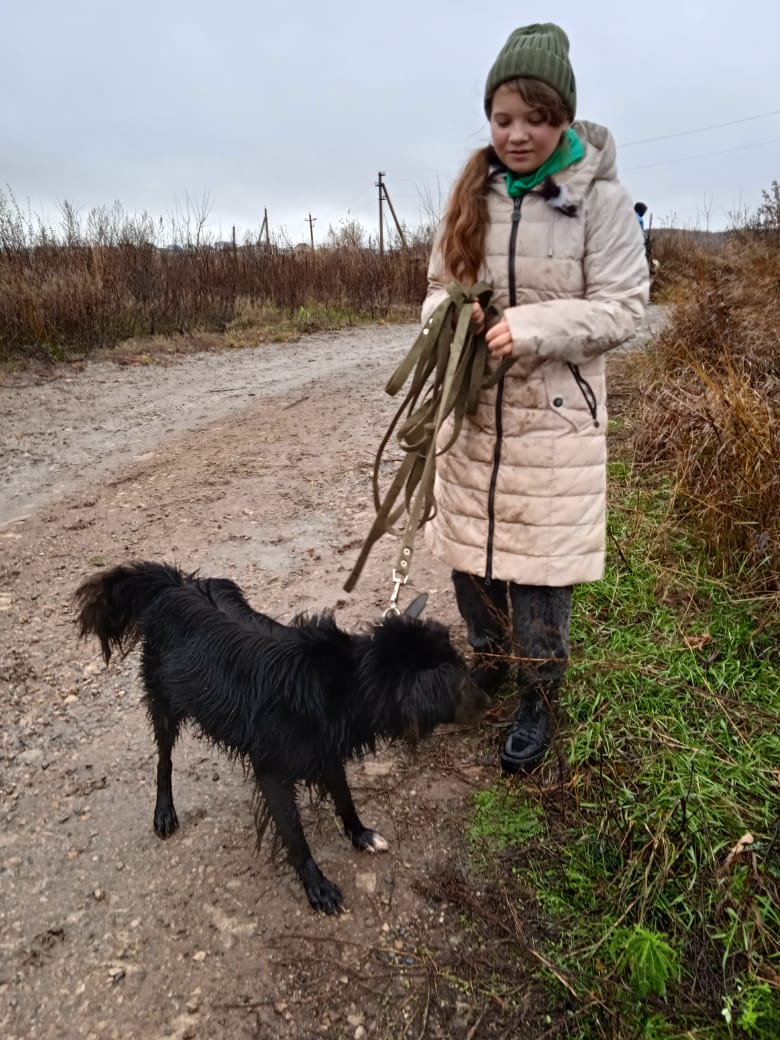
[452,570,572,695]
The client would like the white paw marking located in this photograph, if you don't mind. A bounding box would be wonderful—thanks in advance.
[369,832,389,853]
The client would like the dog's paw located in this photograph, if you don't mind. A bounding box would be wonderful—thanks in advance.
[353,828,389,854]
[300,857,345,914]
[153,805,179,838]
[306,877,345,915]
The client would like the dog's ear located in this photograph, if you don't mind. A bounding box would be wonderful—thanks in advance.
[403,593,428,620]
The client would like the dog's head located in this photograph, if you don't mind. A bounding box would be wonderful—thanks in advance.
[363,611,490,742]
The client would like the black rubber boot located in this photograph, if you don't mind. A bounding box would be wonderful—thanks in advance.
[500,689,551,773]
[501,584,573,773]
[452,571,511,698]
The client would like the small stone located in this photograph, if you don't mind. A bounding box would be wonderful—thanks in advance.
[192,950,207,962]
[355,872,376,895]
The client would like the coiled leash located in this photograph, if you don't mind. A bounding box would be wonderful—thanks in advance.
[344,281,514,611]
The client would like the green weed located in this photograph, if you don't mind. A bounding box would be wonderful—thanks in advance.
[607,925,680,998]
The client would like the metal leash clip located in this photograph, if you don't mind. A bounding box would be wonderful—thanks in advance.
[383,568,408,619]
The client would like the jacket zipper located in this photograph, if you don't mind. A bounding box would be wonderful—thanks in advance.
[485,194,523,582]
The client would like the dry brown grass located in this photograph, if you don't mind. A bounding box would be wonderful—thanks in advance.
[633,233,780,592]
[0,242,429,361]
[0,189,431,360]
[650,228,729,304]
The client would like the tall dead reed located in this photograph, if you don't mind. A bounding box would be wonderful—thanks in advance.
[0,190,430,360]
[633,231,779,593]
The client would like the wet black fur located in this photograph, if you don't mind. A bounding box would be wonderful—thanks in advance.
[74,561,488,914]
[540,175,579,216]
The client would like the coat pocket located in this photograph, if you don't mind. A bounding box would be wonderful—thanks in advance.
[542,363,604,433]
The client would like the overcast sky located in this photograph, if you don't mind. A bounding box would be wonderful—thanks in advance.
[3,0,779,245]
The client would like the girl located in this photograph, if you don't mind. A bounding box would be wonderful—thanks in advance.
[422,23,649,773]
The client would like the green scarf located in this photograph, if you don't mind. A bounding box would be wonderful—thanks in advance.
[505,127,584,197]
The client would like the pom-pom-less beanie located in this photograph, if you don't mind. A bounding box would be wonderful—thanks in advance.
[484,23,576,118]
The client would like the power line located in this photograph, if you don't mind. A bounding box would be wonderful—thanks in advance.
[620,109,780,148]
[624,136,780,172]
[390,110,780,186]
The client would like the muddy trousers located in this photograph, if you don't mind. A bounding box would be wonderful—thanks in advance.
[452,571,572,771]
[452,570,572,691]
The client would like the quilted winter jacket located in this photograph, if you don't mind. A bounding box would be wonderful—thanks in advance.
[422,121,649,586]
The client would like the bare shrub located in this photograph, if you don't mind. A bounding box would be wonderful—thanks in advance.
[634,230,780,592]
[732,180,780,246]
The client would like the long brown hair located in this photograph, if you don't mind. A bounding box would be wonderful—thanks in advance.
[439,78,572,285]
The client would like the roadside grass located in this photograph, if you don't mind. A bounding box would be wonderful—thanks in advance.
[412,449,778,1038]
[224,299,418,343]
[0,300,420,373]
[633,233,780,595]
[0,279,422,366]
[553,459,779,1035]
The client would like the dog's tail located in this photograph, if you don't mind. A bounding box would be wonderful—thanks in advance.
[74,560,188,663]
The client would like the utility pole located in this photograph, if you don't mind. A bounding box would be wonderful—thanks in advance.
[376,172,407,257]
[377,171,385,256]
[306,212,317,249]
[259,208,270,247]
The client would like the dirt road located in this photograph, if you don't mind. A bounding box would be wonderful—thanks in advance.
[0,307,665,1039]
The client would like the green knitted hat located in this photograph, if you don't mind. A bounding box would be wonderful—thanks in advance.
[484,23,576,118]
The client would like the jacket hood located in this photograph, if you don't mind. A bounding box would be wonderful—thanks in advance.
[561,120,618,198]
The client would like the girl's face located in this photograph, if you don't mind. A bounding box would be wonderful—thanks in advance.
[489,83,569,174]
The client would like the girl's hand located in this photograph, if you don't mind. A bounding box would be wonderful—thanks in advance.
[485,317,514,358]
[470,299,485,333]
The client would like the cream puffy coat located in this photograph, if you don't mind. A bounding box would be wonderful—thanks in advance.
[422,121,649,586]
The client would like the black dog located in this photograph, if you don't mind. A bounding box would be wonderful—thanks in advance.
[74,561,488,913]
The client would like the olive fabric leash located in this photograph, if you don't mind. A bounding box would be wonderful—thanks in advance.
[344,281,513,607]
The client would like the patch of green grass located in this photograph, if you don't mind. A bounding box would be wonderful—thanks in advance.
[468,785,544,854]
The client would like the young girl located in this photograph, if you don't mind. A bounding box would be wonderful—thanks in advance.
[422,23,649,773]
